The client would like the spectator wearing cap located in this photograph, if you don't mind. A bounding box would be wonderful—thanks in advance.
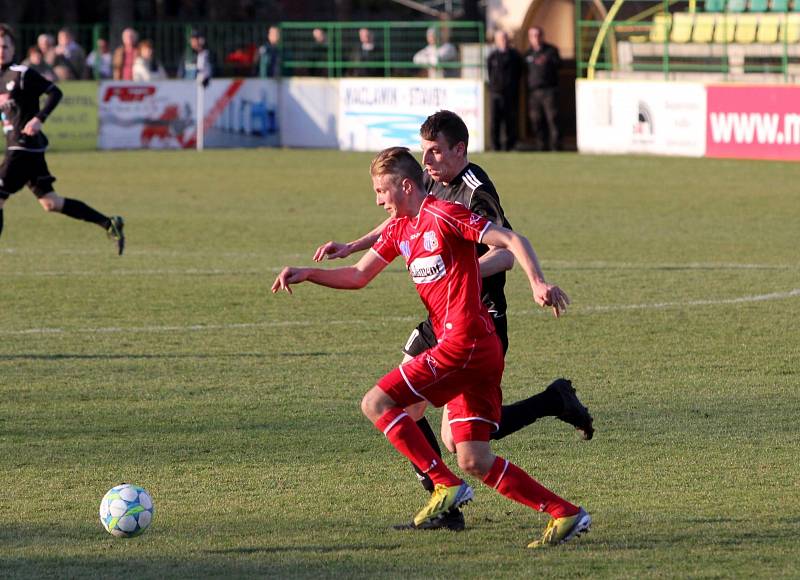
[112,27,139,80]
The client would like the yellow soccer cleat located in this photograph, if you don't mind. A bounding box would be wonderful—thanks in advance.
[527,507,591,548]
[413,482,473,528]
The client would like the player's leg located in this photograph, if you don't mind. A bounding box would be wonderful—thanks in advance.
[400,322,447,494]
[31,154,125,255]
[490,315,594,440]
[361,383,472,528]
[456,439,591,548]
[0,151,29,240]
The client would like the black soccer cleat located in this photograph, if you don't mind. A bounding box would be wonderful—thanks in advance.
[107,215,125,256]
[392,507,466,532]
[548,378,594,440]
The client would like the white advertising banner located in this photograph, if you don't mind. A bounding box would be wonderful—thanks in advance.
[576,80,706,157]
[98,79,279,149]
[338,78,484,152]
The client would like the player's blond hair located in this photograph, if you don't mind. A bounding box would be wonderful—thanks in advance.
[370,147,423,188]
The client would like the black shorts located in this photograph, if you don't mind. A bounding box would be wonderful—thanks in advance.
[402,314,509,358]
[0,150,57,199]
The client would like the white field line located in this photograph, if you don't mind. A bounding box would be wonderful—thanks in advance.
[1,289,798,337]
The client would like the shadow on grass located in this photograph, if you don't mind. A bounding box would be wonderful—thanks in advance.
[0,352,339,361]
[205,543,402,555]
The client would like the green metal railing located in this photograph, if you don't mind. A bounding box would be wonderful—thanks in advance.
[13,20,485,80]
[576,0,800,81]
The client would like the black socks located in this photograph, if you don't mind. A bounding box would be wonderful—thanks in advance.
[491,386,563,440]
[61,198,110,229]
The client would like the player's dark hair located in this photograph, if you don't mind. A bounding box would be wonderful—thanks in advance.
[420,110,469,151]
[370,147,424,189]
[0,23,16,45]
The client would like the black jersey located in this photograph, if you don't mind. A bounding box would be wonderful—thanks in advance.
[0,64,55,151]
[423,162,511,317]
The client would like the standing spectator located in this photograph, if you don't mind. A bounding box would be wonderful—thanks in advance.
[256,25,281,78]
[487,30,522,151]
[22,47,56,83]
[349,28,381,77]
[524,26,561,151]
[54,28,85,80]
[36,34,57,69]
[132,40,167,81]
[306,28,329,77]
[85,38,112,79]
[178,30,214,87]
[413,27,458,79]
[112,27,139,80]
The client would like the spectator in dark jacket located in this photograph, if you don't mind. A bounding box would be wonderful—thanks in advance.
[487,30,522,151]
[524,26,561,151]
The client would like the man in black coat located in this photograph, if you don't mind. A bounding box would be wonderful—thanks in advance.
[487,31,522,151]
[525,27,561,151]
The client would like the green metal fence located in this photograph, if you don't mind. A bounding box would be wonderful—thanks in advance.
[13,20,485,80]
[576,0,800,81]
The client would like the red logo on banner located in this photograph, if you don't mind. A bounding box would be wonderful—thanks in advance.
[103,86,157,102]
[706,85,800,161]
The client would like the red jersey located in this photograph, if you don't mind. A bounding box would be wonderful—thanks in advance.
[371,195,496,344]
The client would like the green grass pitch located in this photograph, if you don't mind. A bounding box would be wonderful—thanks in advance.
[0,149,798,578]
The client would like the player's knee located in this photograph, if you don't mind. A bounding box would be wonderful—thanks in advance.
[38,195,61,212]
[360,387,391,422]
[457,453,492,478]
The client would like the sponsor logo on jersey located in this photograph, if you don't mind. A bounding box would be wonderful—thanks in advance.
[423,231,438,252]
[399,240,411,258]
[425,353,439,377]
[409,254,446,284]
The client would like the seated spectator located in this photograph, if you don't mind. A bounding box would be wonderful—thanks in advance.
[413,27,459,78]
[256,25,281,78]
[86,38,112,79]
[306,28,329,77]
[349,28,382,77]
[21,47,57,82]
[112,27,139,80]
[54,28,86,80]
[133,39,167,81]
[36,33,58,68]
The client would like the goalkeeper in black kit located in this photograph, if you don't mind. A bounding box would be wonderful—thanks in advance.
[0,24,125,254]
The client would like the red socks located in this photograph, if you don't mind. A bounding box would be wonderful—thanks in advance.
[482,456,579,519]
[375,408,462,487]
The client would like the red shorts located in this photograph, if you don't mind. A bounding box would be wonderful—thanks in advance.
[377,333,504,443]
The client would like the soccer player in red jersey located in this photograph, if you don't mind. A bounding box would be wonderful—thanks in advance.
[273,147,591,547]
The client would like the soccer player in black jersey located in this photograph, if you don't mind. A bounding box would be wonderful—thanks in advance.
[0,24,125,254]
[313,110,593,530]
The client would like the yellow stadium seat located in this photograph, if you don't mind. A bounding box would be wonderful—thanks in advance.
[713,14,737,41]
[784,14,800,43]
[757,14,781,41]
[650,13,672,43]
[735,14,758,41]
[695,13,718,42]
[670,13,696,42]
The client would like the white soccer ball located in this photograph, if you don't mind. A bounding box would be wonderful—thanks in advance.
[99,483,155,538]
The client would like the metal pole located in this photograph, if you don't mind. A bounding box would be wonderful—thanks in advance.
[197,81,204,151]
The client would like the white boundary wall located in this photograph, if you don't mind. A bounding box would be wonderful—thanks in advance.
[576,79,706,157]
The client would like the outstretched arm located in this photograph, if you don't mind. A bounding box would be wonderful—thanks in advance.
[481,225,569,317]
[312,218,391,262]
[273,249,388,294]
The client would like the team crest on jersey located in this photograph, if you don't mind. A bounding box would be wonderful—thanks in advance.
[469,213,482,226]
[423,231,438,252]
[5,81,14,92]
[399,240,411,258]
